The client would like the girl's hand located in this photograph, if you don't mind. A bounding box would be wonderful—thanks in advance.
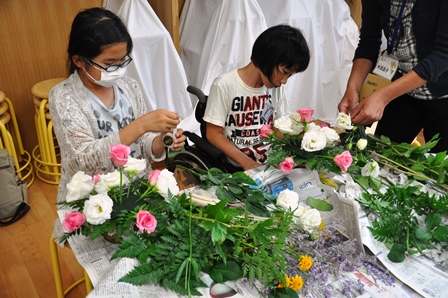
[143,110,180,133]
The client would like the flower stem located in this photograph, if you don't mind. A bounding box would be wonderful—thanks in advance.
[369,150,448,191]
[190,215,251,229]
[119,167,123,204]
[186,194,193,297]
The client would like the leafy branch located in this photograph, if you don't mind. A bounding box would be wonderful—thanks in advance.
[356,184,448,262]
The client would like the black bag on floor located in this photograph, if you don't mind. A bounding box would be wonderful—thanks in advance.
[0,149,29,226]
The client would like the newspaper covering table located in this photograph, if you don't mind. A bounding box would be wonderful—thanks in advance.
[59,167,448,298]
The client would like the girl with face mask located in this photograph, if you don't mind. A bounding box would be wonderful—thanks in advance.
[49,7,186,212]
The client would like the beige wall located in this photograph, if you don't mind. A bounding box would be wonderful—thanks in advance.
[0,0,181,154]
[0,1,103,153]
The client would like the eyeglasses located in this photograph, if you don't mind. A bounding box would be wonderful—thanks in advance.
[85,55,133,72]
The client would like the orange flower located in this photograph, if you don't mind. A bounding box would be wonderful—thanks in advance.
[278,274,304,291]
[288,274,304,291]
[277,274,290,288]
[299,255,313,271]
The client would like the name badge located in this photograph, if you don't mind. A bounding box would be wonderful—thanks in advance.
[261,102,274,122]
[373,54,399,80]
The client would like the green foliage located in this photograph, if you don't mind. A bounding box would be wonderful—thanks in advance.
[209,261,243,282]
[269,288,299,298]
[185,167,273,217]
[365,134,448,190]
[356,184,448,262]
[106,171,297,297]
[306,196,333,211]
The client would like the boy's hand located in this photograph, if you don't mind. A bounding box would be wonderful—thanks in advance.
[172,129,186,151]
[242,159,262,171]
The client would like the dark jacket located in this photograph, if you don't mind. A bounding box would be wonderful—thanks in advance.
[355,0,448,97]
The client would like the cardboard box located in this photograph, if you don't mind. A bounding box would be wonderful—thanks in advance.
[359,73,391,101]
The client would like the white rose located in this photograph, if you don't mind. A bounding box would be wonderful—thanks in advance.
[83,193,114,225]
[276,189,299,211]
[301,130,327,152]
[292,205,306,225]
[361,161,380,178]
[356,138,368,150]
[321,127,339,144]
[124,157,147,178]
[274,115,297,135]
[304,122,321,132]
[94,171,129,194]
[289,113,305,134]
[296,208,322,233]
[156,169,180,201]
[334,112,354,130]
[66,171,95,202]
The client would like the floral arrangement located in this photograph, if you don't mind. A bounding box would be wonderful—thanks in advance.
[59,144,180,243]
[58,144,382,297]
[261,108,448,265]
[260,109,356,174]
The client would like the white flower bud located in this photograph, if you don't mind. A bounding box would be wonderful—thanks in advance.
[356,138,368,150]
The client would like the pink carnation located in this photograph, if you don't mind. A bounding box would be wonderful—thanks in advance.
[62,212,86,232]
[280,157,294,174]
[334,150,353,173]
[136,210,157,234]
[297,108,314,123]
[260,125,273,139]
[148,169,161,186]
[108,144,131,167]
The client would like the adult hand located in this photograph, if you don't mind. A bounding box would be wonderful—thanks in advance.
[338,89,359,115]
[350,91,388,126]
[143,110,180,133]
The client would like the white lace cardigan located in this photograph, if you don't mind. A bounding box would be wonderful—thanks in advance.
[49,71,164,204]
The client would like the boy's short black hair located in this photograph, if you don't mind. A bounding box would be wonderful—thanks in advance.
[251,24,310,81]
[67,7,133,74]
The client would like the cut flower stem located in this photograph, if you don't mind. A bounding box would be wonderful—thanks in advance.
[369,150,448,191]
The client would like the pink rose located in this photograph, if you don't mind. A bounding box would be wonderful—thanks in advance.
[297,108,314,123]
[148,169,161,186]
[334,150,353,173]
[62,212,86,232]
[93,174,101,184]
[136,210,157,234]
[260,125,273,139]
[108,144,131,167]
[280,157,294,174]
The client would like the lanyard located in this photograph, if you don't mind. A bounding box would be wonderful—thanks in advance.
[387,0,407,54]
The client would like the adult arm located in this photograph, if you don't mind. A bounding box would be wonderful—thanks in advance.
[350,70,426,125]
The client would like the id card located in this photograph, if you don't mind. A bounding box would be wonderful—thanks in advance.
[261,102,274,123]
[372,54,399,80]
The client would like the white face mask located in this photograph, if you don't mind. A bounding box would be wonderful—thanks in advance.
[83,65,126,88]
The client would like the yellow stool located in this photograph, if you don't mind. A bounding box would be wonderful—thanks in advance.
[50,236,93,297]
[32,78,65,184]
[0,91,34,186]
